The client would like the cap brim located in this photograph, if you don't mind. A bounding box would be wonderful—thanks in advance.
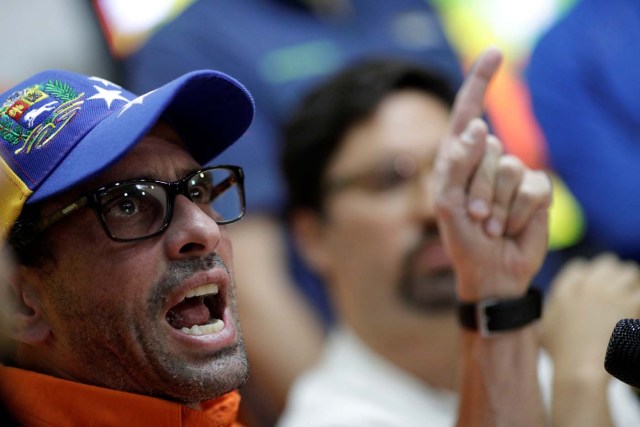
[30,70,254,203]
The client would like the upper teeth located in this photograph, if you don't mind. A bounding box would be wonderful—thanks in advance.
[184,283,219,299]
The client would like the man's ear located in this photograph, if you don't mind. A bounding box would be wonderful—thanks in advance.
[7,265,51,345]
[290,208,331,276]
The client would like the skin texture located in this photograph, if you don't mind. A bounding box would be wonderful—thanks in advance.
[10,122,248,406]
[543,253,640,427]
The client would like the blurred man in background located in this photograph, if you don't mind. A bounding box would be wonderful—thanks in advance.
[278,57,640,426]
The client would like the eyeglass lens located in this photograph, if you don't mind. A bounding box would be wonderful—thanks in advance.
[97,168,243,240]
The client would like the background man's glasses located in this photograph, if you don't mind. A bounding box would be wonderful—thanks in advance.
[11,165,245,247]
[323,154,428,196]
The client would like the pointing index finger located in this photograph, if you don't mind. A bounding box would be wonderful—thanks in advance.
[449,47,503,137]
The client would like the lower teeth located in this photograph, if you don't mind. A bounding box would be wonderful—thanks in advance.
[180,319,224,335]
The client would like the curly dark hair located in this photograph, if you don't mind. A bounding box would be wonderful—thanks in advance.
[281,57,457,215]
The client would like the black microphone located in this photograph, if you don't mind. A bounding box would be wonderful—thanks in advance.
[605,318,640,388]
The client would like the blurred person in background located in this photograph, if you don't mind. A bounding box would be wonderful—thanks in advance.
[123,0,463,422]
[278,57,640,426]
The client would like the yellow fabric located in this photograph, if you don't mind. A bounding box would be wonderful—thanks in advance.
[0,156,31,242]
[548,174,585,250]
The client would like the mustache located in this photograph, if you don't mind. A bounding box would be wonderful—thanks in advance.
[148,253,229,311]
[398,224,457,312]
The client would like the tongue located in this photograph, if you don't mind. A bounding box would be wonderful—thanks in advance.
[166,297,211,329]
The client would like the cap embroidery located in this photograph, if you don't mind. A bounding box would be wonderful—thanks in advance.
[0,80,84,155]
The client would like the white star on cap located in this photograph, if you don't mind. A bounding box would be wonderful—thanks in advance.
[88,76,121,88]
[118,89,156,117]
[87,85,130,109]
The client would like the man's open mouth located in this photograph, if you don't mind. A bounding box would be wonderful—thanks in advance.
[165,283,225,336]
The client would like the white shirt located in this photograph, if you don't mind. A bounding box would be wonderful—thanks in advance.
[278,328,640,426]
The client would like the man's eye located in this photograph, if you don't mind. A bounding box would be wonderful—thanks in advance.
[103,196,140,217]
[363,170,408,192]
[189,185,210,203]
[117,199,138,216]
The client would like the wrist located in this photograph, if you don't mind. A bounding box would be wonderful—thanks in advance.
[457,275,531,301]
[553,362,611,389]
[458,287,543,336]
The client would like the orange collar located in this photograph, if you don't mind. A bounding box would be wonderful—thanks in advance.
[0,366,241,426]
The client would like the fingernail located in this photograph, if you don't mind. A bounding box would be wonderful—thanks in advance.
[469,199,489,217]
[460,127,476,145]
[486,217,503,237]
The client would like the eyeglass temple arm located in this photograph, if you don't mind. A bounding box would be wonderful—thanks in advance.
[10,197,90,249]
[210,175,237,200]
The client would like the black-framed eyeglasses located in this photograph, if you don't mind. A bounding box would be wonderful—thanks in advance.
[11,165,245,248]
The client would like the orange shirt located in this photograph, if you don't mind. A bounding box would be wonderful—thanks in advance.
[0,366,242,426]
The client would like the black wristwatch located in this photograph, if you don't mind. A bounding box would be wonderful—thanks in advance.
[457,287,543,337]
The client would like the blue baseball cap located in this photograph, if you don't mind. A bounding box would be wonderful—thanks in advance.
[0,69,254,240]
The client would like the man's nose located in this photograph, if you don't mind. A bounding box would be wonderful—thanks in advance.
[163,195,223,258]
[410,169,437,222]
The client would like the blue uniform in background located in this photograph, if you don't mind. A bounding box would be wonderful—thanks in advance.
[527,0,640,261]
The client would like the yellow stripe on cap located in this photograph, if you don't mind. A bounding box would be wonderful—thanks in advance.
[0,156,32,242]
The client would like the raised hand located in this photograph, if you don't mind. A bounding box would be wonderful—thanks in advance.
[430,48,552,301]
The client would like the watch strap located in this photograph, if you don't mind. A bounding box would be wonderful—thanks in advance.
[458,287,543,336]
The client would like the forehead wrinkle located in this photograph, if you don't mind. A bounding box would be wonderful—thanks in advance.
[132,165,199,183]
